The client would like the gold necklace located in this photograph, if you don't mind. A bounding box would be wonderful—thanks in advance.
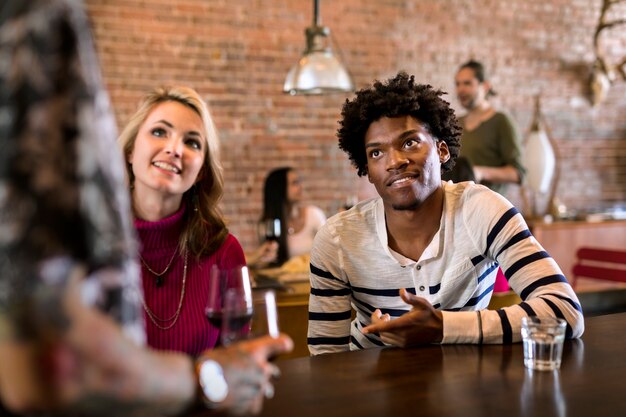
[141,247,188,330]
[139,246,179,287]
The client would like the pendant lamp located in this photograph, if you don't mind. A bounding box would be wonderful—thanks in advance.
[283,0,354,95]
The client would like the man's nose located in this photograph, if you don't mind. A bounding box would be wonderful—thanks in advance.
[387,149,409,170]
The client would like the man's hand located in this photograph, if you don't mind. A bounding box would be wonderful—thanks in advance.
[201,334,293,415]
[361,289,443,347]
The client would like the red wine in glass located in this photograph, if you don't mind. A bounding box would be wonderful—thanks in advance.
[205,311,224,329]
[206,266,252,333]
[263,218,282,242]
[205,309,252,332]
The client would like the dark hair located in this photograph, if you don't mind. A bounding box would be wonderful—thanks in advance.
[337,71,461,177]
[441,156,476,183]
[458,60,497,98]
[261,167,292,264]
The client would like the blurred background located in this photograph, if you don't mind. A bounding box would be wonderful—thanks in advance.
[84,0,626,250]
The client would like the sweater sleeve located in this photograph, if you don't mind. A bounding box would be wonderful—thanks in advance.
[442,187,584,344]
[307,221,352,355]
[216,234,247,270]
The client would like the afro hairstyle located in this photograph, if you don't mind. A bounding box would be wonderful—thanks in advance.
[337,71,461,177]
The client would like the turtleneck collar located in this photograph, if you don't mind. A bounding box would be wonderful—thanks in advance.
[134,201,187,251]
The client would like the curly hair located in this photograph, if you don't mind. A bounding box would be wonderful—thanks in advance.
[337,72,461,177]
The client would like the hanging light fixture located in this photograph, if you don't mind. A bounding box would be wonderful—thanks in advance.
[283,0,354,95]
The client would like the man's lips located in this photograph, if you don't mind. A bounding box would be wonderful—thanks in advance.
[387,174,418,187]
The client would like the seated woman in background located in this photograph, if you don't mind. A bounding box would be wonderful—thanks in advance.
[251,167,326,268]
[119,86,246,355]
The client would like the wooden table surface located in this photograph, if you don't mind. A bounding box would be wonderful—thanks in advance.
[201,312,626,417]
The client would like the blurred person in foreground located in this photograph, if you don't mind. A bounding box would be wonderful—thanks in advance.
[0,1,291,416]
[307,72,583,355]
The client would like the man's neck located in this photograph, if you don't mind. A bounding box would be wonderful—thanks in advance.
[384,186,445,262]
[464,101,495,130]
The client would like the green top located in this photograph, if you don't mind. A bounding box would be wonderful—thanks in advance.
[459,111,525,195]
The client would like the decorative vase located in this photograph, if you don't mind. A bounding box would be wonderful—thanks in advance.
[522,95,559,218]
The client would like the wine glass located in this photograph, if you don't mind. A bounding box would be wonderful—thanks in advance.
[205,265,253,333]
[222,289,279,346]
[206,265,279,346]
[259,218,282,243]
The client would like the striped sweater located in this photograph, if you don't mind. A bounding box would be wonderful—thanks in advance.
[135,205,245,356]
[308,181,584,355]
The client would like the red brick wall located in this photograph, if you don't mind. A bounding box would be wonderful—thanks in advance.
[85,0,626,250]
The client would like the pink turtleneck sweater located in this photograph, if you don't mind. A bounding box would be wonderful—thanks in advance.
[135,205,245,356]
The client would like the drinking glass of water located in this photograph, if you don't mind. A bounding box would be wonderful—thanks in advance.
[521,316,566,371]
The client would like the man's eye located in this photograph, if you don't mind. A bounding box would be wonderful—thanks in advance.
[404,139,417,148]
[369,150,381,158]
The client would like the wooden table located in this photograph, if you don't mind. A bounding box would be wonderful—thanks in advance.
[238,313,625,417]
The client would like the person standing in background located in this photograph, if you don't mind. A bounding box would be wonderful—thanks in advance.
[450,60,527,292]
[450,60,525,195]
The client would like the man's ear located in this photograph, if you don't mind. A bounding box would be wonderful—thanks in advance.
[366,166,373,183]
[438,141,450,164]
[482,80,492,95]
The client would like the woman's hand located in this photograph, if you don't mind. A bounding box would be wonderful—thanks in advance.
[199,334,293,415]
[246,241,279,268]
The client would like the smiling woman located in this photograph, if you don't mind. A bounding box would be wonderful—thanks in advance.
[118,86,247,355]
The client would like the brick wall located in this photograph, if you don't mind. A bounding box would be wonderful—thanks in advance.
[85,0,626,251]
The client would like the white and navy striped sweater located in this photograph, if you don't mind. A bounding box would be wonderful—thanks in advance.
[308,181,584,355]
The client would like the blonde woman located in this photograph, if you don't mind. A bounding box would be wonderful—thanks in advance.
[119,86,246,355]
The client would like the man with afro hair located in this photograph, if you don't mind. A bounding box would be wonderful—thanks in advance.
[307,72,583,355]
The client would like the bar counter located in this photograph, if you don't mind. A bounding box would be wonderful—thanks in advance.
[193,312,626,417]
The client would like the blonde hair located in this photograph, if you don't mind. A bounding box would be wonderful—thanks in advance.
[118,86,228,258]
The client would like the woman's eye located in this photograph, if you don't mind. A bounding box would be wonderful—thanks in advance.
[151,127,166,137]
[185,138,202,150]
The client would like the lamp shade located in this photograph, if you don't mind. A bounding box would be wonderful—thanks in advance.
[283,0,354,95]
[283,49,354,95]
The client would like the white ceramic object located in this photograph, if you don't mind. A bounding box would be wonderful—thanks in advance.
[524,128,556,194]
